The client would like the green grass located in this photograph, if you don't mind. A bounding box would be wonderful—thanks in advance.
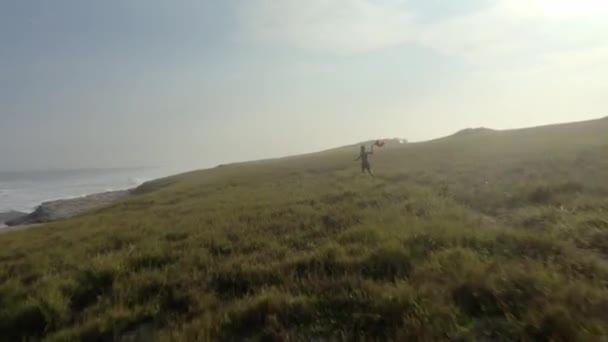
[2,118,608,341]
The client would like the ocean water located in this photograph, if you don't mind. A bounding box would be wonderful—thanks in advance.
[0,167,177,215]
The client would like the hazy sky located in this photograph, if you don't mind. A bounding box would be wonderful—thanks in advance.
[1,0,607,171]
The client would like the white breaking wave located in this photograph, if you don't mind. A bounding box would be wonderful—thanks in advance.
[0,168,175,213]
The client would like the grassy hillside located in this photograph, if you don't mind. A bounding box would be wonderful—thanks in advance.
[2,118,608,341]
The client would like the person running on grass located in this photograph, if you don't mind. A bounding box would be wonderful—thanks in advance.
[355,144,375,176]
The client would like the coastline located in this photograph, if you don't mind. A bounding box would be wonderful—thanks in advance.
[0,189,132,231]
[0,167,176,215]
[0,167,183,231]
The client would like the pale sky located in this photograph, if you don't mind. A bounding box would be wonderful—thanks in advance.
[1,0,606,171]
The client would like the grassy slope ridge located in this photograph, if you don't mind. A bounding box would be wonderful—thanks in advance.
[1,118,608,341]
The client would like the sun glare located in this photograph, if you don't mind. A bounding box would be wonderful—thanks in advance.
[531,0,608,17]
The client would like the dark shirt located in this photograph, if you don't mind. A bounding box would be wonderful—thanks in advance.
[357,150,373,164]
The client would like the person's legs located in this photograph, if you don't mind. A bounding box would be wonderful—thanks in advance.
[362,163,374,177]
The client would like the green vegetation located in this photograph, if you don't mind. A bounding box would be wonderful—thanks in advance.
[2,118,608,341]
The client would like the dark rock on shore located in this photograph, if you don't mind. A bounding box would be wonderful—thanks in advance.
[6,190,130,227]
[0,211,27,226]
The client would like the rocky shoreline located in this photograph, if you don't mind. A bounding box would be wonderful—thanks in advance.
[0,190,131,229]
[0,211,27,227]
